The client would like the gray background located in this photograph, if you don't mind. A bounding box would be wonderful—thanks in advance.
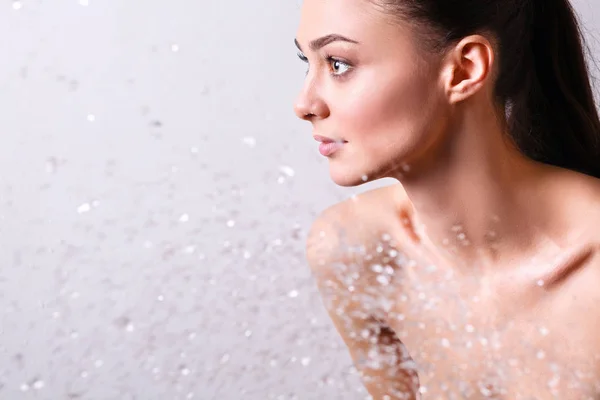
[0,1,598,399]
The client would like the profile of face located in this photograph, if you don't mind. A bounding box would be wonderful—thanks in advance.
[293,0,454,187]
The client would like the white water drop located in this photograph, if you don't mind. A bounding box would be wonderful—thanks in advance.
[279,165,295,177]
[242,137,256,148]
[77,203,91,214]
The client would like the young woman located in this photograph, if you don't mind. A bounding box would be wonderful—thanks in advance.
[294,0,600,398]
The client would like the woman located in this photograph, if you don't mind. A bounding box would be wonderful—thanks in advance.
[294,0,600,398]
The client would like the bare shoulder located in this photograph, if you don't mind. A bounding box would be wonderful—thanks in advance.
[305,183,409,273]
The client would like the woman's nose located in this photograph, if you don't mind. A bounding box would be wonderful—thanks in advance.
[293,87,329,121]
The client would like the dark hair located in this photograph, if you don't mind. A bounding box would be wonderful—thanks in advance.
[376,0,600,178]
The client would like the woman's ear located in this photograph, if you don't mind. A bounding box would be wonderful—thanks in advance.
[442,35,495,104]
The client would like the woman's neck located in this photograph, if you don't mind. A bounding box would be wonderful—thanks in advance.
[393,101,566,270]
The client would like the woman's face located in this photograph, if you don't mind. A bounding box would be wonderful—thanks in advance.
[294,0,452,186]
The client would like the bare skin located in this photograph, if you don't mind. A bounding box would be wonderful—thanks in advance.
[296,0,600,398]
[307,183,600,399]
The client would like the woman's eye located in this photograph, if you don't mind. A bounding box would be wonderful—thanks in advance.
[296,52,351,78]
[329,58,351,76]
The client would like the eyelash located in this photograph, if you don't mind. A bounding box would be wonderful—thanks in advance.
[297,52,352,79]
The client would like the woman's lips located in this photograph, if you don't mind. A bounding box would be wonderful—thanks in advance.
[318,141,346,156]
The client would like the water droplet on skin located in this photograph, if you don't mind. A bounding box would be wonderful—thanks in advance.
[441,338,450,347]
[537,350,546,359]
[288,290,299,298]
[80,371,89,378]
[244,330,252,338]
[157,295,164,302]
[226,220,235,228]
[79,0,89,5]
[465,324,475,333]
[451,224,463,232]
[87,114,95,122]
[371,264,383,273]
[94,359,103,368]
[180,366,190,376]
[361,175,368,182]
[171,44,179,52]
[402,164,411,172]
[376,275,390,286]
[220,354,230,364]
[457,233,466,241]
[179,213,190,223]
[301,357,311,366]
[32,379,44,390]
[539,326,549,336]
[537,279,545,287]
[20,383,29,392]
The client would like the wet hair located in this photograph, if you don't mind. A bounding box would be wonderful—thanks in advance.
[375,0,600,178]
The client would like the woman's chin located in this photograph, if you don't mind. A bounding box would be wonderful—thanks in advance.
[329,165,374,187]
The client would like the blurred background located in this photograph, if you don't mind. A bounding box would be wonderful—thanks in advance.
[0,0,598,399]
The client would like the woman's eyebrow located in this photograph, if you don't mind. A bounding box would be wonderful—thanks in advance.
[294,34,359,52]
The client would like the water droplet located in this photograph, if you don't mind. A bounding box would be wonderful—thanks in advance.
[244,330,252,338]
[361,175,368,182]
[242,137,256,148]
[180,366,190,376]
[457,233,466,241]
[13,1,22,10]
[45,158,58,173]
[179,213,190,223]
[94,359,103,368]
[125,322,134,332]
[451,224,463,232]
[171,44,179,52]
[226,220,235,228]
[79,0,89,5]
[301,357,311,366]
[279,165,295,177]
[32,379,44,390]
[20,383,29,392]
[376,275,390,285]
[441,338,450,347]
[220,354,230,364]
[402,164,411,172]
[87,114,95,122]
[465,324,475,333]
[539,326,549,336]
[77,203,91,214]
[288,290,299,298]
[537,279,545,287]
[80,370,89,378]
[536,350,545,359]
[371,264,383,273]
[157,295,164,302]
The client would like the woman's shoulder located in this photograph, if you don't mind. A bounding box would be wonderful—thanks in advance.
[305,183,409,270]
